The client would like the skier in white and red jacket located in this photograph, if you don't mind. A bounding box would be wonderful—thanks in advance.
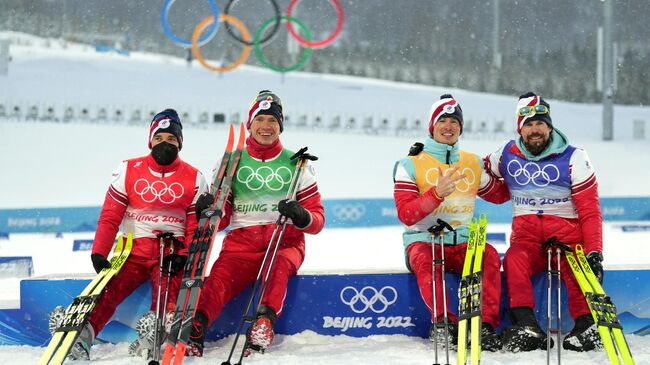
[393,94,510,351]
[485,92,604,352]
[65,109,207,361]
[186,90,325,358]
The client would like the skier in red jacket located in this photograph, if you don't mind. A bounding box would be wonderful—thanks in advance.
[485,92,604,352]
[186,90,325,357]
[63,109,207,360]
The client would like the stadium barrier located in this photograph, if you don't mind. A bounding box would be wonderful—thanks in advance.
[1,197,649,234]
[0,269,648,346]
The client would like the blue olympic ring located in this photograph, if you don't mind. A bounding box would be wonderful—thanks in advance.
[161,0,220,48]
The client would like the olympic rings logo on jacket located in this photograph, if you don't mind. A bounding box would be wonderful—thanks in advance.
[506,160,561,187]
[133,178,185,204]
[236,165,293,191]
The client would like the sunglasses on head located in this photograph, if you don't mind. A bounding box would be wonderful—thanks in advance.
[517,105,549,117]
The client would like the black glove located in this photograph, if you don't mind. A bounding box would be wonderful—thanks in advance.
[162,254,187,276]
[408,142,424,156]
[91,253,111,274]
[278,199,311,229]
[587,251,604,284]
[195,192,215,219]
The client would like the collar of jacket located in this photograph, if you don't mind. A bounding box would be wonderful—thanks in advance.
[246,135,283,162]
[423,135,460,164]
[515,128,569,161]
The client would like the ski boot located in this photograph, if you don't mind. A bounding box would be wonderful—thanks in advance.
[562,314,603,351]
[128,311,156,359]
[186,310,209,357]
[67,323,94,361]
[244,305,277,357]
[503,306,553,352]
[429,321,458,350]
[481,322,503,352]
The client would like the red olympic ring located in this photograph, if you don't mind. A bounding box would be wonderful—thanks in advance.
[286,0,345,49]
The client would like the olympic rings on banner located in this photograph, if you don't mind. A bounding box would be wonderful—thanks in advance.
[224,0,281,47]
[191,14,252,73]
[254,16,314,73]
[161,0,220,48]
[286,0,345,49]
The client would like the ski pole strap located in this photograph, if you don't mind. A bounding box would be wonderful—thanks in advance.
[541,236,573,253]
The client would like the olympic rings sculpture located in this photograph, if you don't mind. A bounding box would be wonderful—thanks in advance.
[160,0,345,74]
[161,0,220,48]
[224,0,281,47]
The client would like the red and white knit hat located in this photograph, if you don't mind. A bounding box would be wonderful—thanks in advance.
[247,90,284,132]
[428,94,464,136]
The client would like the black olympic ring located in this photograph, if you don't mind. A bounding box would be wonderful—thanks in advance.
[224,0,281,46]
[340,286,398,314]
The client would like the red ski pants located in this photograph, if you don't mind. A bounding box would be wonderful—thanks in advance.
[504,241,591,320]
[87,255,182,335]
[197,249,298,326]
[408,241,502,328]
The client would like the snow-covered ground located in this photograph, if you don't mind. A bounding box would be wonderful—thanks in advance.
[1,32,650,364]
[3,331,650,365]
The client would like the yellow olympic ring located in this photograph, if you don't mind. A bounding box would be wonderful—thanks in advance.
[191,14,251,73]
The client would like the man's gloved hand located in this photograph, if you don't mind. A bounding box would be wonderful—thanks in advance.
[195,192,215,218]
[587,251,604,284]
[91,253,111,274]
[162,254,188,276]
[278,199,311,229]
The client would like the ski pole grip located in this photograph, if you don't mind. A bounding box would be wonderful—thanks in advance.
[436,218,455,232]
[290,147,309,160]
[290,146,319,161]
[156,232,186,249]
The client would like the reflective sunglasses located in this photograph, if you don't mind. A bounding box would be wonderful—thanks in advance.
[517,105,549,117]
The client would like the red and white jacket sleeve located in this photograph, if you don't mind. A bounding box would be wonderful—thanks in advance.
[570,148,603,254]
[294,163,324,234]
[477,155,510,204]
[92,161,129,258]
[393,159,443,226]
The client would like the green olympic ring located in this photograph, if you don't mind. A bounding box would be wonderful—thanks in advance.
[254,16,313,73]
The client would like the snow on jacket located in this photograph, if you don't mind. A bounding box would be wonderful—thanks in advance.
[484,128,603,254]
[92,154,207,259]
[393,136,509,247]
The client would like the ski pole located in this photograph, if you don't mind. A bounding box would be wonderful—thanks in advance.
[428,219,454,365]
[222,147,317,365]
[152,232,184,365]
[556,246,562,365]
[542,237,573,365]
[150,234,166,365]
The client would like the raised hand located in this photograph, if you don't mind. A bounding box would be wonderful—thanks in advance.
[434,166,467,198]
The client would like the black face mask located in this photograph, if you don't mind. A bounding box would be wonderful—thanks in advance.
[151,142,179,165]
